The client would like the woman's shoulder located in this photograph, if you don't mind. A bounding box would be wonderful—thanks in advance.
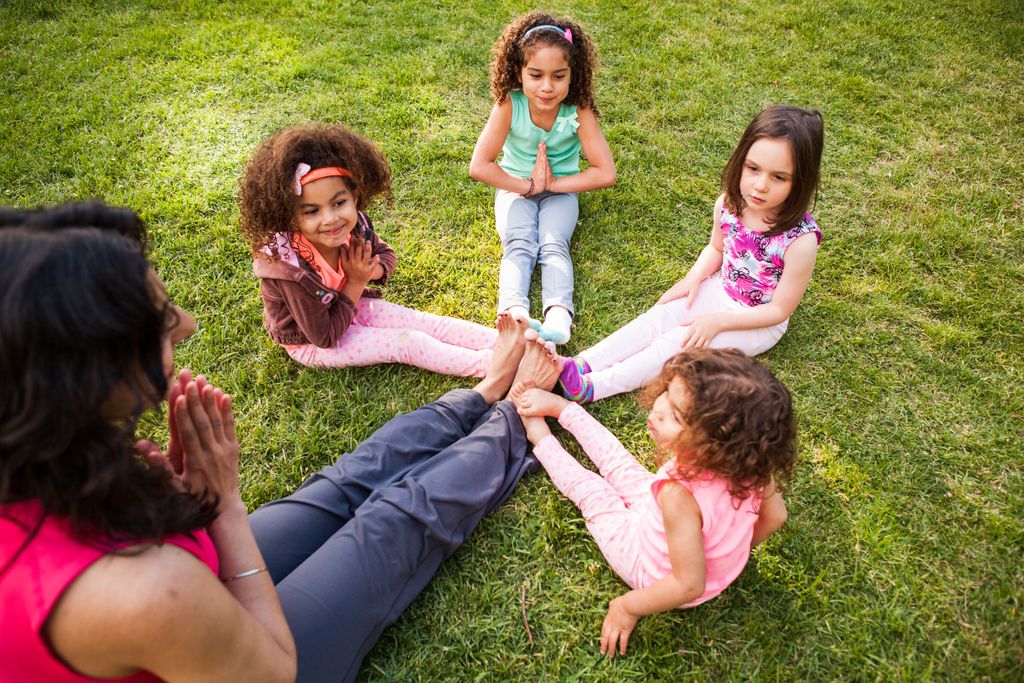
[45,542,222,678]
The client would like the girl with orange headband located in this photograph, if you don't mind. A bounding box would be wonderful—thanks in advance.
[239,124,509,376]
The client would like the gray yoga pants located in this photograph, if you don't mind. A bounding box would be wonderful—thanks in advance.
[249,389,535,683]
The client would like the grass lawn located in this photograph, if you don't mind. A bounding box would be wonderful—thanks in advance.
[2,0,1022,679]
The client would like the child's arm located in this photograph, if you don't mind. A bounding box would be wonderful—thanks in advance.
[366,228,396,285]
[547,107,616,193]
[265,278,359,349]
[678,230,818,350]
[339,236,381,305]
[656,194,727,306]
[601,482,705,658]
[469,100,536,195]
[751,478,788,546]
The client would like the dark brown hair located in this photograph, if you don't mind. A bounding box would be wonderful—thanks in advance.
[721,105,824,236]
[489,11,599,115]
[238,124,391,254]
[0,203,217,550]
[642,349,797,499]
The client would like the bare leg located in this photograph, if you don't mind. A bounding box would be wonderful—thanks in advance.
[473,313,529,405]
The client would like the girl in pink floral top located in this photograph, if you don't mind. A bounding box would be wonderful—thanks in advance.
[558,105,824,402]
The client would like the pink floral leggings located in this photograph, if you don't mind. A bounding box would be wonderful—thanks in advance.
[286,299,497,377]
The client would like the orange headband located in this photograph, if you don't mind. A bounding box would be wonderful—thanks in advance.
[294,164,353,195]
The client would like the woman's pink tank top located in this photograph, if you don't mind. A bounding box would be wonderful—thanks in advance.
[0,500,219,682]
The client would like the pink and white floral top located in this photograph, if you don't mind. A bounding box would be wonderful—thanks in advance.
[719,207,821,307]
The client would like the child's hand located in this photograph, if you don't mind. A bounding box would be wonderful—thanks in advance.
[531,142,551,194]
[656,276,700,307]
[340,236,381,286]
[600,596,639,659]
[678,313,725,350]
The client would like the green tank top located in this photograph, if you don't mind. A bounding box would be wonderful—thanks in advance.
[498,90,581,178]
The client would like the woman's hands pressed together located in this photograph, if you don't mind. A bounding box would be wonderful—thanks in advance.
[137,369,242,512]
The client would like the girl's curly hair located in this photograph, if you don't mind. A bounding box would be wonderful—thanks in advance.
[238,124,391,254]
[642,349,797,500]
[489,11,599,116]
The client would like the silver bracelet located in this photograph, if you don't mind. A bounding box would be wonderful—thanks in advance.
[221,566,268,583]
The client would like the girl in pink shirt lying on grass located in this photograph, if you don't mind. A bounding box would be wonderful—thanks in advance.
[509,348,796,658]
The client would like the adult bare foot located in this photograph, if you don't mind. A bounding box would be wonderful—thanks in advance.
[474,313,527,404]
[510,333,561,392]
[517,387,570,420]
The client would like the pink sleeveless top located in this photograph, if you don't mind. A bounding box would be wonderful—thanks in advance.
[637,459,762,606]
[719,207,821,307]
[0,500,219,682]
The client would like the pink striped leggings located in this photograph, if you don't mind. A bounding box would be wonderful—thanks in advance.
[286,299,497,378]
[532,403,658,588]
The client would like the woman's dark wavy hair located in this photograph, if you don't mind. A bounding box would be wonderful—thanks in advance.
[238,124,392,256]
[642,349,797,500]
[721,105,824,236]
[0,203,216,548]
[489,11,600,115]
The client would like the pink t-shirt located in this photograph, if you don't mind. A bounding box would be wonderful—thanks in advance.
[637,459,762,606]
[0,500,219,682]
[719,207,822,307]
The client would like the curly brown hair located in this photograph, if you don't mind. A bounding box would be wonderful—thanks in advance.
[238,124,392,254]
[642,349,797,500]
[489,11,600,116]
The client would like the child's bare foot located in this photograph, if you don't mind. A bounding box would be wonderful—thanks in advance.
[475,313,526,404]
[510,331,561,391]
[517,387,570,419]
[508,380,553,445]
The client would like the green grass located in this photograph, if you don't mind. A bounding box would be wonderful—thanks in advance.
[3,0,1022,679]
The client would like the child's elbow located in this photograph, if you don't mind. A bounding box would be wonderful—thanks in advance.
[604,167,617,188]
[765,501,788,533]
[677,575,705,604]
[468,159,485,182]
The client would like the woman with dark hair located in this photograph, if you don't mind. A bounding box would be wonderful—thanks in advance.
[0,203,560,682]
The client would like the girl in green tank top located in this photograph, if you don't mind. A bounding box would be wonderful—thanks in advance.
[470,11,616,345]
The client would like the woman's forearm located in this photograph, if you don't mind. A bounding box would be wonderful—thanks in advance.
[208,503,296,660]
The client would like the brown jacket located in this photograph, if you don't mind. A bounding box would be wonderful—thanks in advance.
[252,213,397,348]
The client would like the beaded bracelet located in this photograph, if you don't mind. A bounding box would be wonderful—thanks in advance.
[221,566,268,583]
[521,176,535,198]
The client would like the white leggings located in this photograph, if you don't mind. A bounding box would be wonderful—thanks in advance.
[579,277,788,400]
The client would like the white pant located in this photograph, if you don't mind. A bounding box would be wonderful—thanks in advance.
[579,277,788,400]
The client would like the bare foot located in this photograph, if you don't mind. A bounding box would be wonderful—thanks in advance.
[517,387,570,419]
[507,379,533,407]
[510,333,561,392]
[474,313,527,404]
[508,380,553,445]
